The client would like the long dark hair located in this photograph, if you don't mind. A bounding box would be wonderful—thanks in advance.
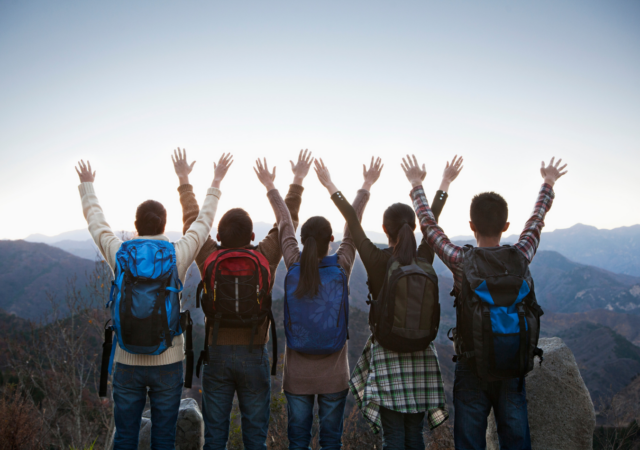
[295,216,332,298]
[383,203,417,266]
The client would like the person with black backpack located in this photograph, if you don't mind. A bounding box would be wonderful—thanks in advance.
[325,156,463,449]
[257,157,380,450]
[75,153,232,450]
[404,155,568,450]
[173,149,313,450]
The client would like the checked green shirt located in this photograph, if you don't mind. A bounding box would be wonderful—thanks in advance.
[349,336,449,434]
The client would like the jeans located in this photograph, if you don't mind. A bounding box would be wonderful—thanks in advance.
[112,361,183,450]
[284,389,349,450]
[379,406,425,450]
[201,345,271,450]
[454,362,531,450]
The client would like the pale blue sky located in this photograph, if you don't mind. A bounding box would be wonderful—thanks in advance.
[1,0,639,240]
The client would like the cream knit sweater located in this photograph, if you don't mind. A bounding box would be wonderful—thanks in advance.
[78,182,221,366]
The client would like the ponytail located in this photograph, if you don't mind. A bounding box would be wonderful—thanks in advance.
[295,217,332,298]
[294,237,321,298]
[394,223,417,266]
[383,203,417,266]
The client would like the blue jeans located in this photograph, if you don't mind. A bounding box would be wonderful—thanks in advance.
[379,406,425,450]
[112,361,183,450]
[454,362,531,450]
[284,389,349,450]
[201,345,271,450]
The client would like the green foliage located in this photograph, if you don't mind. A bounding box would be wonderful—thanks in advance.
[69,438,97,450]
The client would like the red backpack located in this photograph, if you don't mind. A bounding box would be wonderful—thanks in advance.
[195,248,277,375]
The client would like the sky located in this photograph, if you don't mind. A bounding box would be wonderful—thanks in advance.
[0,0,639,241]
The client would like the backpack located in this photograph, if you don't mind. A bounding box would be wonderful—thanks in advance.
[195,248,277,376]
[284,254,349,355]
[368,252,440,353]
[450,245,544,390]
[98,239,193,397]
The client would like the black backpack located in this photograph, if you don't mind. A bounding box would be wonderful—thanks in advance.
[450,245,544,390]
[368,253,440,353]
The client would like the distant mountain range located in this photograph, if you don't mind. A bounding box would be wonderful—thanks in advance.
[23,223,640,278]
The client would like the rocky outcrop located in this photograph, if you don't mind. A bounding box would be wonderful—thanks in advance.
[487,337,596,450]
[111,398,204,450]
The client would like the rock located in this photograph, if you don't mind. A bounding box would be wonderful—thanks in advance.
[486,337,596,450]
[111,398,204,450]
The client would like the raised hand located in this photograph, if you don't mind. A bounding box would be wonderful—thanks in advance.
[290,149,314,185]
[540,157,568,187]
[75,160,96,183]
[362,157,383,191]
[172,148,196,185]
[253,158,276,191]
[212,153,234,188]
[440,155,464,192]
[314,158,338,195]
[401,154,427,188]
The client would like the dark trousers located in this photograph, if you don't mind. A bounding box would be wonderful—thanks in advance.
[112,361,184,450]
[453,362,531,450]
[201,344,271,450]
[379,406,426,450]
[284,389,349,450]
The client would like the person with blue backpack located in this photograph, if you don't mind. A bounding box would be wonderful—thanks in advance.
[404,154,568,450]
[75,153,232,450]
[323,156,463,449]
[255,156,381,450]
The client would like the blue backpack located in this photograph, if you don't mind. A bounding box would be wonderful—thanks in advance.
[99,240,193,397]
[284,254,349,355]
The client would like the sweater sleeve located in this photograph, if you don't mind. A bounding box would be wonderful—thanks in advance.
[178,184,218,272]
[257,184,304,270]
[331,190,388,275]
[173,187,221,278]
[266,188,301,269]
[335,189,370,275]
[78,182,122,273]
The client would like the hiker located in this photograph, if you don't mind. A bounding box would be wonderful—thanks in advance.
[404,155,567,450]
[327,156,463,449]
[258,157,380,450]
[75,153,232,450]
[173,149,313,450]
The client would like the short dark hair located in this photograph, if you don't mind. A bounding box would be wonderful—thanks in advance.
[470,192,508,237]
[135,200,167,236]
[218,208,253,248]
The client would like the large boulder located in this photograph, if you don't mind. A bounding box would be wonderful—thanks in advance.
[112,398,204,450]
[487,337,595,450]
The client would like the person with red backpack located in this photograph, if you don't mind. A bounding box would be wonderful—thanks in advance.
[257,157,381,450]
[173,149,313,450]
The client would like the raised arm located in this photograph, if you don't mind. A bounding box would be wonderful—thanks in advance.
[316,157,379,275]
[173,148,219,270]
[256,150,312,262]
[513,158,565,261]
[75,160,122,272]
[403,155,465,289]
[173,153,232,266]
[255,158,301,269]
[417,156,463,261]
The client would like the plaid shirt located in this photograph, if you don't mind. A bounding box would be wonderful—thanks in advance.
[410,183,555,294]
[349,337,449,434]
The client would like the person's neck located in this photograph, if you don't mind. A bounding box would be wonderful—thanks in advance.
[475,234,501,248]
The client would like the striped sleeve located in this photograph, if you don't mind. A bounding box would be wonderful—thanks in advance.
[513,183,555,262]
[411,185,465,291]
